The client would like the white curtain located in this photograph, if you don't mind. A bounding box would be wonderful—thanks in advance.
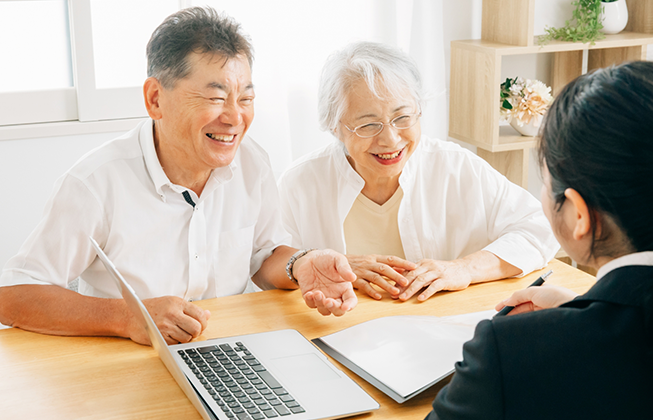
[198,0,446,176]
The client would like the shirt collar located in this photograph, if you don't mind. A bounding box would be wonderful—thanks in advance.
[596,251,653,280]
[140,119,171,200]
[333,141,365,189]
[139,119,237,202]
[575,251,653,310]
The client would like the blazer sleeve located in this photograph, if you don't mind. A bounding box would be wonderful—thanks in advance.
[425,320,504,420]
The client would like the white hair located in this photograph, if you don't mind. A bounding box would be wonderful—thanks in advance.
[317,41,424,134]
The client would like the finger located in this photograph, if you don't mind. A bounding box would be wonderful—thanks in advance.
[399,274,435,301]
[417,281,447,301]
[403,265,428,283]
[323,297,347,317]
[183,303,210,333]
[334,253,356,282]
[302,291,317,309]
[500,288,540,308]
[353,278,382,300]
[323,296,355,317]
[314,297,335,316]
[308,290,327,310]
[366,272,401,295]
[373,264,409,288]
[506,302,536,316]
[377,255,417,271]
[175,313,203,339]
[340,288,358,313]
[166,326,193,344]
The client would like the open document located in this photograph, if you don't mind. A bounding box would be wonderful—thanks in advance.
[312,310,495,403]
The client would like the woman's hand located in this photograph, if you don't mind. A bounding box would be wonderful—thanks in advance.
[495,285,578,315]
[397,259,474,302]
[346,254,417,300]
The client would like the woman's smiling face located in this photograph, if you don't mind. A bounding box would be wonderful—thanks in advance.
[337,78,421,185]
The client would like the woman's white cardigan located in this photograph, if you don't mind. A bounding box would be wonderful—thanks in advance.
[277,137,559,275]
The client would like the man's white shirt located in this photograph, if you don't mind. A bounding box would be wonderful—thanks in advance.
[0,120,291,300]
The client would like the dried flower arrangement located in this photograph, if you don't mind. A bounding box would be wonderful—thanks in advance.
[499,77,553,131]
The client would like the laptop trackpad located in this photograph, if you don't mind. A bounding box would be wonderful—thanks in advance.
[272,353,340,384]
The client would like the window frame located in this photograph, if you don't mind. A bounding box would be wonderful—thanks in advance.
[0,0,186,139]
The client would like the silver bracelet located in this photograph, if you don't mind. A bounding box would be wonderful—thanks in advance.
[285,249,317,284]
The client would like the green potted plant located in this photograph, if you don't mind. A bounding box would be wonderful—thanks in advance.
[539,0,606,44]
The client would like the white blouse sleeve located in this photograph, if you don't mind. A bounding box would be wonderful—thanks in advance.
[480,164,560,276]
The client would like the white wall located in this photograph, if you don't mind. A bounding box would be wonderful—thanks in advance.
[1,0,650,269]
[0,132,119,269]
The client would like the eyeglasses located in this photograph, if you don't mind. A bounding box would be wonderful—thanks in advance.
[342,111,422,138]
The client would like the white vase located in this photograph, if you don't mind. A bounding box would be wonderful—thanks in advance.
[510,118,540,137]
[600,0,628,35]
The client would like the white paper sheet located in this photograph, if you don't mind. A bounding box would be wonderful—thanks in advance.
[318,310,494,398]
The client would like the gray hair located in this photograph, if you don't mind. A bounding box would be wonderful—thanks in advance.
[318,41,423,134]
[146,7,254,89]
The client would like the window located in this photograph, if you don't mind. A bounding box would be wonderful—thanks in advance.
[0,0,76,125]
[0,0,447,165]
[0,0,181,127]
[72,0,180,121]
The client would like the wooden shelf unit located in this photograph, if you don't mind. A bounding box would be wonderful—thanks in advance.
[449,0,653,188]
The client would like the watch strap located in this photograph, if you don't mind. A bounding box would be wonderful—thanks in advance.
[285,248,316,284]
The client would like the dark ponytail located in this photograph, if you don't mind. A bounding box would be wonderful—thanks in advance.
[539,61,653,255]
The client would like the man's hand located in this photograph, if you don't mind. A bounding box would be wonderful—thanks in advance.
[125,296,211,345]
[347,254,417,300]
[292,249,357,317]
[495,285,578,315]
[397,259,474,302]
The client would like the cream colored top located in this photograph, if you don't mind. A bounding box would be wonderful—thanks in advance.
[343,187,406,259]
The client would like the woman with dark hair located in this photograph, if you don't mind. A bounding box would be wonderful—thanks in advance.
[426,60,653,419]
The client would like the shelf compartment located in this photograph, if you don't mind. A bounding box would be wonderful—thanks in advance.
[449,32,652,153]
[451,0,653,189]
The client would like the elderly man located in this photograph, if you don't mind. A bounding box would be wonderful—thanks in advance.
[0,7,356,345]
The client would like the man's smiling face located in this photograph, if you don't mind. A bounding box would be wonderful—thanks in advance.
[155,52,255,173]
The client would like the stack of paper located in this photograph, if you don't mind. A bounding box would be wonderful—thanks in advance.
[313,310,494,403]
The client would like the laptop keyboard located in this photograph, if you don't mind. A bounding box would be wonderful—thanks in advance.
[179,342,306,419]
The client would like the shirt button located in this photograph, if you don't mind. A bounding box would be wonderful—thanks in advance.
[195,254,199,259]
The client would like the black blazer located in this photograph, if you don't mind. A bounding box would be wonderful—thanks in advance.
[425,265,653,420]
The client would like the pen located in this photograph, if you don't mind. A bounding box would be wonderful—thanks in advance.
[494,270,553,317]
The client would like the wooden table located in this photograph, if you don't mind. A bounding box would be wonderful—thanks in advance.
[0,259,595,419]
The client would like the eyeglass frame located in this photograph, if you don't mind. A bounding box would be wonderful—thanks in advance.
[341,109,422,138]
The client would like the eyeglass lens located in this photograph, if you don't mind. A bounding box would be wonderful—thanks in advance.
[355,113,419,137]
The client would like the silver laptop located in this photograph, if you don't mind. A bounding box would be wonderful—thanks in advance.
[90,237,379,420]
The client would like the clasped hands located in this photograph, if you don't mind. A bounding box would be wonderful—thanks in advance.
[347,253,579,316]
[346,254,474,301]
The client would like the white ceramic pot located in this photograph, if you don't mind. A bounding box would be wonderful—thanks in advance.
[600,0,628,35]
[510,118,540,137]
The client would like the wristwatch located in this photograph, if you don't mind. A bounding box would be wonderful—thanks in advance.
[285,248,316,284]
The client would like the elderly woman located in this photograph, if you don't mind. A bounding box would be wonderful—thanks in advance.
[277,42,558,301]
